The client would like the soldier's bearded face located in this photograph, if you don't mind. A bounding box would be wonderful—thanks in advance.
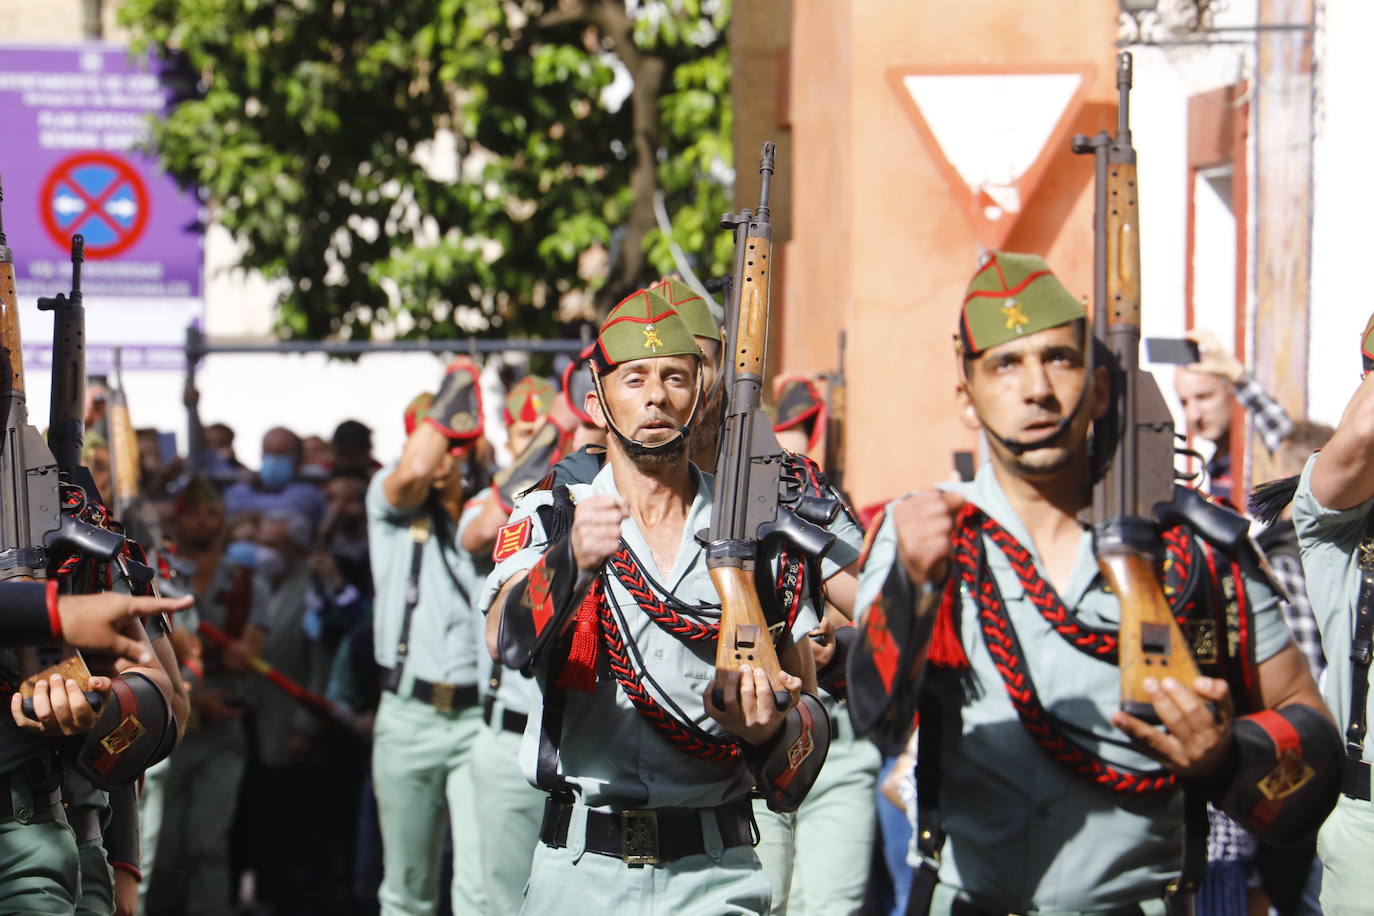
[597,355,701,464]
[959,324,1102,477]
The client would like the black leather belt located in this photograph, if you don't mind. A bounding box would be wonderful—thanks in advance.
[380,668,478,714]
[949,898,1144,916]
[539,794,754,866]
[482,695,528,734]
[0,757,62,824]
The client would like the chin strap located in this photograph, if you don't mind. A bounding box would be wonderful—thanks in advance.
[588,361,704,459]
[959,356,1092,456]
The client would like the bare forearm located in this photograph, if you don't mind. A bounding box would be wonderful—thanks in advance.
[384,424,449,510]
[1312,373,1374,510]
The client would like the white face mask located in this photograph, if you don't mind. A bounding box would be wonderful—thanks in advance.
[254,545,286,584]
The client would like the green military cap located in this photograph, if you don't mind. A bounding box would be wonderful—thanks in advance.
[958,252,1084,357]
[504,376,555,426]
[1362,312,1374,373]
[592,286,702,374]
[649,278,721,343]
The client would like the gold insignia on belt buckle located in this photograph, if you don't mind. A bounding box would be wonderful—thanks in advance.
[430,683,457,714]
[1258,749,1315,800]
[620,810,659,865]
[100,715,146,756]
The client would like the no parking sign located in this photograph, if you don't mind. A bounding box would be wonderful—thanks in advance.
[0,44,203,372]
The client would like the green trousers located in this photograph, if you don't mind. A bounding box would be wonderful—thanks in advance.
[134,755,171,916]
[753,715,881,916]
[471,717,542,915]
[74,832,113,916]
[1318,793,1374,914]
[145,720,245,916]
[372,691,486,915]
[520,805,771,916]
[0,773,79,915]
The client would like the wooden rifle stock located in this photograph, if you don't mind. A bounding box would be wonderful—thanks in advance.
[1076,53,1199,721]
[709,142,792,711]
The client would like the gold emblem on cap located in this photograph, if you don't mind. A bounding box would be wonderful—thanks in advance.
[1002,298,1028,333]
[643,325,663,351]
[449,412,476,432]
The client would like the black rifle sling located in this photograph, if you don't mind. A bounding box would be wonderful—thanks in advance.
[385,514,430,693]
[533,494,578,794]
[1342,533,1374,800]
[425,497,472,608]
[906,688,944,916]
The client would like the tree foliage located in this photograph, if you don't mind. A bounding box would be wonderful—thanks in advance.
[121,0,733,340]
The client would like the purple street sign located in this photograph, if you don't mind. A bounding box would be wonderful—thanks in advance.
[0,43,204,368]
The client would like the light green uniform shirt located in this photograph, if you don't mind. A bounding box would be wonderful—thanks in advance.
[480,463,821,811]
[367,465,479,688]
[459,495,537,717]
[1293,454,1372,790]
[855,463,1289,911]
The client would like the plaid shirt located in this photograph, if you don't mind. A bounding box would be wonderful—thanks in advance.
[1233,371,1294,454]
[1268,548,1328,681]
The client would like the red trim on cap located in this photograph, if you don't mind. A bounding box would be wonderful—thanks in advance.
[46,580,61,642]
[962,268,1053,304]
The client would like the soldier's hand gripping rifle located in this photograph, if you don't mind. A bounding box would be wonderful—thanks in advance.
[708,143,839,711]
[1073,53,1201,721]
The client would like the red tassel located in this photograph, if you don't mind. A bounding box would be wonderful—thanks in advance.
[927,575,969,670]
[555,580,603,692]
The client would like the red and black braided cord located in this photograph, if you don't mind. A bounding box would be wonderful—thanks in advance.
[596,594,742,764]
[950,504,1177,795]
[607,548,718,642]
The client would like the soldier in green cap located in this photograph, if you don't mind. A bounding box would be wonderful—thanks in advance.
[369,358,489,916]
[847,252,1335,915]
[481,286,831,915]
[649,277,726,471]
[1286,310,1374,912]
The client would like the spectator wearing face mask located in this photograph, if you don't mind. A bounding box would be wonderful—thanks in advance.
[225,427,327,532]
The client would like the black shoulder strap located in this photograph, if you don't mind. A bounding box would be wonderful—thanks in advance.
[384,515,430,693]
[425,497,471,607]
[1342,534,1374,800]
[906,688,943,916]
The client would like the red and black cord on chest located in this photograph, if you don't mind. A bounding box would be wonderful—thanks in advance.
[939,504,1231,796]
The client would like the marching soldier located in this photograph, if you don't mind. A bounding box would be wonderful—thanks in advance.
[754,375,876,916]
[482,287,830,914]
[1286,313,1374,911]
[850,253,1339,914]
[369,359,487,915]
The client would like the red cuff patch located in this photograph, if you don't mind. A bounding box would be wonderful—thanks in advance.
[492,517,533,563]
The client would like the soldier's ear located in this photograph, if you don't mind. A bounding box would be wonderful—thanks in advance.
[1088,364,1112,422]
[585,388,608,431]
[955,381,981,432]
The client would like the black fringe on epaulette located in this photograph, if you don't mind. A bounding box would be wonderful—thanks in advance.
[1248,475,1301,524]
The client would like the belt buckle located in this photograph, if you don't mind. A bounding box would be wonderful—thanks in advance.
[620,810,659,865]
[431,682,456,713]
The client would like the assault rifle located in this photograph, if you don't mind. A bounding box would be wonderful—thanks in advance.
[708,143,838,710]
[1073,53,1199,721]
[0,186,124,708]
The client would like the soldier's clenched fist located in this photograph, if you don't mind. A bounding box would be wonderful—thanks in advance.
[891,489,965,588]
[572,494,628,571]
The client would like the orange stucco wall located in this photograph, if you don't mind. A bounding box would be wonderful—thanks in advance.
[780,1,1119,510]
